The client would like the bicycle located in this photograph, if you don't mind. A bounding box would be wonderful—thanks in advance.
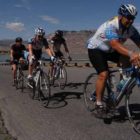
[83,66,140,134]
[27,60,51,106]
[14,60,28,92]
[48,58,67,90]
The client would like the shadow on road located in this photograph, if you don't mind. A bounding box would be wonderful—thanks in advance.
[66,82,85,88]
[46,91,83,109]
[104,104,140,126]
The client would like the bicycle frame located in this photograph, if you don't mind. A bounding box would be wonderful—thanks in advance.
[106,66,140,108]
[27,60,42,89]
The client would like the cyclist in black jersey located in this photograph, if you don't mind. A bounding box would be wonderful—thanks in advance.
[50,30,72,61]
[10,37,26,84]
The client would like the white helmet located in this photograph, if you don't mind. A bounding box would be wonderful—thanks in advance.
[118,4,137,19]
[35,27,45,36]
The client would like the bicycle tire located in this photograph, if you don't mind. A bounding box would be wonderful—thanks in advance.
[83,73,109,112]
[15,68,24,91]
[47,67,55,86]
[125,80,140,135]
[39,72,51,107]
[83,73,97,112]
[20,70,24,92]
[56,66,67,90]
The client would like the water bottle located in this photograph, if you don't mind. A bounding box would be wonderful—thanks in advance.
[110,74,116,92]
[116,77,128,92]
[110,75,117,101]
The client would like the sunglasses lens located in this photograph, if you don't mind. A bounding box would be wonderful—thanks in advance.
[127,15,135,21]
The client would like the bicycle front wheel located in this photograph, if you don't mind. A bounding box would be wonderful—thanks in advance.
[125,81,140,135]
[39,72,51,107]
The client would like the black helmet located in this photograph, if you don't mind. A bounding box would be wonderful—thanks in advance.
[118,4,137,19]
[15,37,23,42]
[55,30,63,36]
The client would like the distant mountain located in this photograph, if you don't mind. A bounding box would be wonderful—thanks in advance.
[0,30,139,59]
[0,39,28,50]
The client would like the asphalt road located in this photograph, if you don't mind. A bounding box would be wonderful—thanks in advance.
[0,65,140,140]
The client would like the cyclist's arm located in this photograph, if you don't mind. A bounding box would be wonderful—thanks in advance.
[109,40,132,57]
[10,48,14,61]
[45,46,54,57]
[110,40,140,66]
[28,44,33,56]
[63,41,71,59]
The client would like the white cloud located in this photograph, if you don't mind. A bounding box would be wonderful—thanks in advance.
[14,4,23,8]
[5,22,25,32]
[14,0,30,10]
[40,15,60,24]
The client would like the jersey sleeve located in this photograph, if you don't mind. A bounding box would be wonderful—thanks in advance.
[28,38,33,44]
[130,26,140,46]
[105,25,119,40]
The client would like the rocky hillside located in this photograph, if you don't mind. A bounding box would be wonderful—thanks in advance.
[0,30,139,59]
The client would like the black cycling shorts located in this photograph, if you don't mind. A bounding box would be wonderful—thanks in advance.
[88,49,120,74]
[33,49,42,60]
[54,51,63,58]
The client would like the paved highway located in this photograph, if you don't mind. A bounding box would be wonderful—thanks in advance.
[0,65,140,140]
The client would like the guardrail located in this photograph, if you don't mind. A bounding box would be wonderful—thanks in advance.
[0,62,10,65]
[0,59,117,68]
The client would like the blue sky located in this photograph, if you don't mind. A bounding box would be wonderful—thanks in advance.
[0,0,140,40]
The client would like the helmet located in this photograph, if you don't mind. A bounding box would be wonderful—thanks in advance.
[15,37,22,42]
[118,4,137,19]
[35,27,45,36]
[55,30,63,36]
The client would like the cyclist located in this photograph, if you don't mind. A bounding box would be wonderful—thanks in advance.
[86,4,140,118]
[50,30,72,61]
[27,27,55,79]
[10,37,26,84]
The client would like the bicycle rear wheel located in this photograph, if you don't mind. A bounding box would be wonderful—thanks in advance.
[83,73,97,112]
[39,72,51,107]
[56,66,67,90]
[15,68,24,92]
[125,82,140,135]
[83,73,109,112]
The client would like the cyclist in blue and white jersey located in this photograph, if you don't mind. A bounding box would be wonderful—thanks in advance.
[86,4,140,118]
[27,27,55,79]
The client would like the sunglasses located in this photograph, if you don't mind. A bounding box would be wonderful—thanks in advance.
[37,35,43,38]
[126,15,135,21]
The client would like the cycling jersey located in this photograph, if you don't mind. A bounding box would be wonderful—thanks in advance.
[28,37,49,60]
[50,36,66,52]
[28,37,49,50]
[87,16,140,52]
[11,44,26,59]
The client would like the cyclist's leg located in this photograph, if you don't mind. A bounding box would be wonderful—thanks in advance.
[88,49,108,101]
[28,50,41,79]
[11,59,18,83]
[88,49,108,117]
[12,63,17,80]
